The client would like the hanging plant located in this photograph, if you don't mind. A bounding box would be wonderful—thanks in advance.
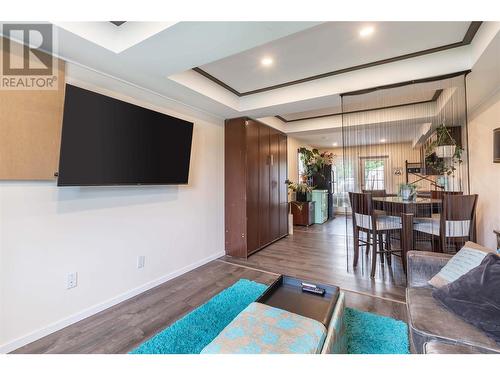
[425,124,463,176]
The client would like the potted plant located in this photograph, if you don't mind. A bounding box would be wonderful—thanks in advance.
[399,183,418,201]
[285,180,315,234]
[425,124,463,176]
[298,147,336,179]
[285,179,314,202]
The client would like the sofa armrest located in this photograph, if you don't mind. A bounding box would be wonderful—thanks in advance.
[424,340,500,354]
[407,251,452,288]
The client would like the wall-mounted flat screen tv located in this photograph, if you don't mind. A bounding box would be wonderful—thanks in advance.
[58,85,194,186]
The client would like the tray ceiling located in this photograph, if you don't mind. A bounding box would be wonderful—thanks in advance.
[197,22,476,95]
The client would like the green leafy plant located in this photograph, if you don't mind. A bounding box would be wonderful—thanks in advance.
[298,147,336,178]
[399,183,418,191]
[425,124,463,176]
[285,180,314,205]
[399,183,418,200]
[285,179,314,194]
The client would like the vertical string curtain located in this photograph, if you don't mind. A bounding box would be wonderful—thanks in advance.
[341,73,470,270]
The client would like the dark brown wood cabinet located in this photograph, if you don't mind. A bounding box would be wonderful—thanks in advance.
[225,117,288,258]
[291,202,315,226]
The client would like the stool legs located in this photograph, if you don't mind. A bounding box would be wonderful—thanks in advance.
[378,233,384,264]
[371,230,378,278]
[365,231,371,255]
[386,233,392,266]
[353,227,360,267]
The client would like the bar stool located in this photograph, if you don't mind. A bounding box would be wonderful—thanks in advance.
[414,194,477,253]
[349,192,403,278]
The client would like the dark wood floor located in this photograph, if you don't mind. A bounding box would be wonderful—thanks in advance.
[224,215,407,302]
[13,261,279,354]
[14,215,407,354]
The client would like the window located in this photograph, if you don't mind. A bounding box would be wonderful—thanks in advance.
[361,158,386,190]
[332,159,355,208]
[298,150,306,181]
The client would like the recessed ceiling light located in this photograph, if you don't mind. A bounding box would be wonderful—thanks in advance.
[380,138,387,143]
[261,57,274,67]
[359,26,375,38]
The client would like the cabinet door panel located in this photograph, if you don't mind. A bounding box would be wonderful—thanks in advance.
[278,134,288,236]
[269,129,280,240]
[258,124,271,246]
[224,119,247,257]
[246,120,260,253]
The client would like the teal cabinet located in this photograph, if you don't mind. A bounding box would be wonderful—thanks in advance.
[311,190,328,224]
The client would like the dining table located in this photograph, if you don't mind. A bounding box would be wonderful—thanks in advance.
[371,196,442,272]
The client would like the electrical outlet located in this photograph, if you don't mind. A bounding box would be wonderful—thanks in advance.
[67,272,78,289]
[137,255,145,269]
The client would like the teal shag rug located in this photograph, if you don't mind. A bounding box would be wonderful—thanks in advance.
[130,279,409,354]
[130,279,267,354]
[344,307,410,354]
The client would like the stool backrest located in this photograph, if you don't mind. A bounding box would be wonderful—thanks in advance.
[440,194,478,240]
[349,192,373,216]
[442,194,477,221]
[349,192,376,231]
[362,189,387,197]
[431,190,463,200]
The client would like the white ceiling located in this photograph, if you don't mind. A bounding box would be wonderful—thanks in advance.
[52,22,177,53]
[199,22,471,93]
[170,22,497,120]
[1,21,496,125]
[280,85,440,121]
[0,21,320,118]
[282,76,470,148]
[466,24,500,113]
[289,120,425,149]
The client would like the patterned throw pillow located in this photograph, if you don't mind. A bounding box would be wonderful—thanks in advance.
[429,242,496,288]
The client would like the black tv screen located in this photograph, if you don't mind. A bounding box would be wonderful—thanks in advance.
[58,85,193,186]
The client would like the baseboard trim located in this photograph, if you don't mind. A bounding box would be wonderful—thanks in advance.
[340,288,407,305]
[0,251,225,354]
[216,258,281,276]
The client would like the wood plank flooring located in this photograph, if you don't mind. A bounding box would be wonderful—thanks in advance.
[343,291,407,322]
[14,215,408,354]
[13,261,279,354]
[223,215,407,302]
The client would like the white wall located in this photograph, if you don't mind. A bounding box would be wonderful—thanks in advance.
[468,90,500,250]
[0,63,225,352]
[286,138,315,185]
[287,137,302,184]
[467,30,500,250]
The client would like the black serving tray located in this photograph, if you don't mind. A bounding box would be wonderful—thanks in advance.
[256,275,339,327]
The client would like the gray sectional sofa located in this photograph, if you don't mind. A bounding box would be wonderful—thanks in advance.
[406,251,500,354]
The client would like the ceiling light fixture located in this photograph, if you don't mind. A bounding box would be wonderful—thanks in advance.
[359,26,375,38]
[261,57,274,67]
[332,142,338,147]
[380,138,387,143]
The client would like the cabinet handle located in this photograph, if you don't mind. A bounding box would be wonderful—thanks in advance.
[270,154,274,165]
